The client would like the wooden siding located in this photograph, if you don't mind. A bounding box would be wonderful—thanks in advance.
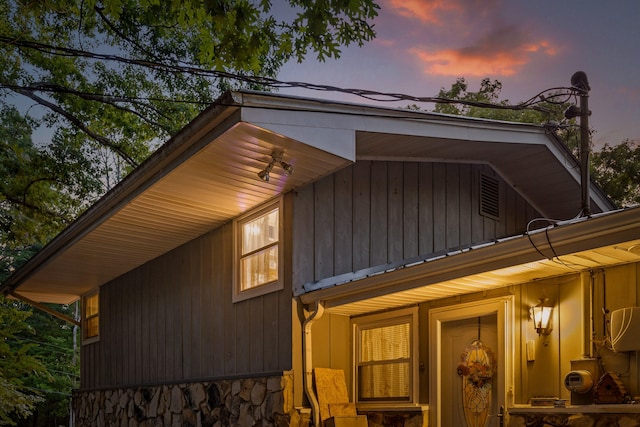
[293,161,540,287]
[81,196,294,390]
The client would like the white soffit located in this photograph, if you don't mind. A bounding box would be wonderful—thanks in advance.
[8,120,351,304]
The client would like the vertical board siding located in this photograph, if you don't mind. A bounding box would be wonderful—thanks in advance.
[352,161,371,271]
[403,163,419,259]
[292,161,541,288]
[82,198,293,389]
[370,162,388,266]
[388,162,404,262]
[334,167,354,275]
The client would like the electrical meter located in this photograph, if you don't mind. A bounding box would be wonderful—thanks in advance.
[564,370,593,394]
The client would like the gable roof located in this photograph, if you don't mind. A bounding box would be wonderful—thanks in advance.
[1,91,614,304]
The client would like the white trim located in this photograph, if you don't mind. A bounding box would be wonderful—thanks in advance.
[81,289,100,345]
[232,198,284,303]
[429,296,514,427]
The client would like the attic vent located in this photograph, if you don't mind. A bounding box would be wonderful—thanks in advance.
[480,174,500,220]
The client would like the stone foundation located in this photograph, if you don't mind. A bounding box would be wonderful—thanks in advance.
[72,373,311,427]
[360,410,428,427]
[507,405,640,427]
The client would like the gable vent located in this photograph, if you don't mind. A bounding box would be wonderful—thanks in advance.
[480,174,500,220]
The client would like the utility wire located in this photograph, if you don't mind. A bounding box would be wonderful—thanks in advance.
[0,36,584,113]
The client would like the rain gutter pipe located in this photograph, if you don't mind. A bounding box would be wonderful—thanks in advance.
[303,300,325,427]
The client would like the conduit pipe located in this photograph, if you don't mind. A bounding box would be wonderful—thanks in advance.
[303,300,325,427]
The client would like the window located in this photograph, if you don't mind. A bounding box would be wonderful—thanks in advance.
[233,199,283,302]
[352,307,419,406]
[83,291,99,343]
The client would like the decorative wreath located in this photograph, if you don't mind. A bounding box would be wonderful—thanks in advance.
[456,340,497,389]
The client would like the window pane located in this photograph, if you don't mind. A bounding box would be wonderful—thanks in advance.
[360,322,410,362]
[85,293,99,317]
[358,362,410,400]
[240,246,278,290]
[242,208,278,255]
[85,316,99,338]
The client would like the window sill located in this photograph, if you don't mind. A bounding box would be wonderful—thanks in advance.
[82,336,100,345]
[356,404,429,413]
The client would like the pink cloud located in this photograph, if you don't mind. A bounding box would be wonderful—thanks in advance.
[410,26,559,77]
[383,0,500,25]
[411,48,524,76]
[373,37,396,47]
[385,0,461,24]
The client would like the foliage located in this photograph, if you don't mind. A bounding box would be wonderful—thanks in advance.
[431,78,640,208]
[591,139,640,207]
[0,297,46,426]
[433,77,572,125]
[0,0,379,166]
[0,105,98,262]
[0,0,379,248]
[16,303,80,427]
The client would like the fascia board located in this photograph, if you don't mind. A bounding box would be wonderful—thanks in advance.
[240,107,356,161]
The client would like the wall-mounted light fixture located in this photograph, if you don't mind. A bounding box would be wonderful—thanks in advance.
[530,297,553,336]
[257,150,294,182]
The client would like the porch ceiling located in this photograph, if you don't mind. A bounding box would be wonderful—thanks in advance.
[322,239,640,316]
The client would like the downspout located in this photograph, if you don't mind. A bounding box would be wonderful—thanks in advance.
[303,300,325,427]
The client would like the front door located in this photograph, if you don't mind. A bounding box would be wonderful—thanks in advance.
[441,314,498,427]
[429,297,513,427]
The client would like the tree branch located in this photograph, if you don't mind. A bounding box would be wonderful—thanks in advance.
[25,82,172,129]
[13,88,139,168]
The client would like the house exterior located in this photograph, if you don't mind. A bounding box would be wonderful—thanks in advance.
[3,91,640,427]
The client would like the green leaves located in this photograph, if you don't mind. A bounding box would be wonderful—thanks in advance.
[0,0,379,251]
[592,140,640,207]
[432,77,638,208]
[0,297,47,425]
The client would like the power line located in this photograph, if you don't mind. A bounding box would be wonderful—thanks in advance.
[0,36,584,113]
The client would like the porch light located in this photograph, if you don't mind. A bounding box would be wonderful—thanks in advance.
[531,297,553,336]
[257,150,294,182]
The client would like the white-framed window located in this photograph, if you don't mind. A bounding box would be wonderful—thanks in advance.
[233,198,283,302]
[352,307,419,406]
[82,290,100,344]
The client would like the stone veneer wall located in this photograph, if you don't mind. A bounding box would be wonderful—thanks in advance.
[362,410,428,427]
[508,410,640,426]
[72,373,311,427]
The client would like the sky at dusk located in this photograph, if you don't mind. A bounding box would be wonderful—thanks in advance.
[277,0,640,148]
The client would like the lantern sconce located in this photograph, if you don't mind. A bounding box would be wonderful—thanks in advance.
[530,297,553,336]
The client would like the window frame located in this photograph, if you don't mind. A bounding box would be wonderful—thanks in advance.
[232,198,284,302]
[82,290,100,345]
[351,306,420,408]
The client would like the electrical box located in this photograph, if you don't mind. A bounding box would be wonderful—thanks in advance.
[611,307,640,352]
